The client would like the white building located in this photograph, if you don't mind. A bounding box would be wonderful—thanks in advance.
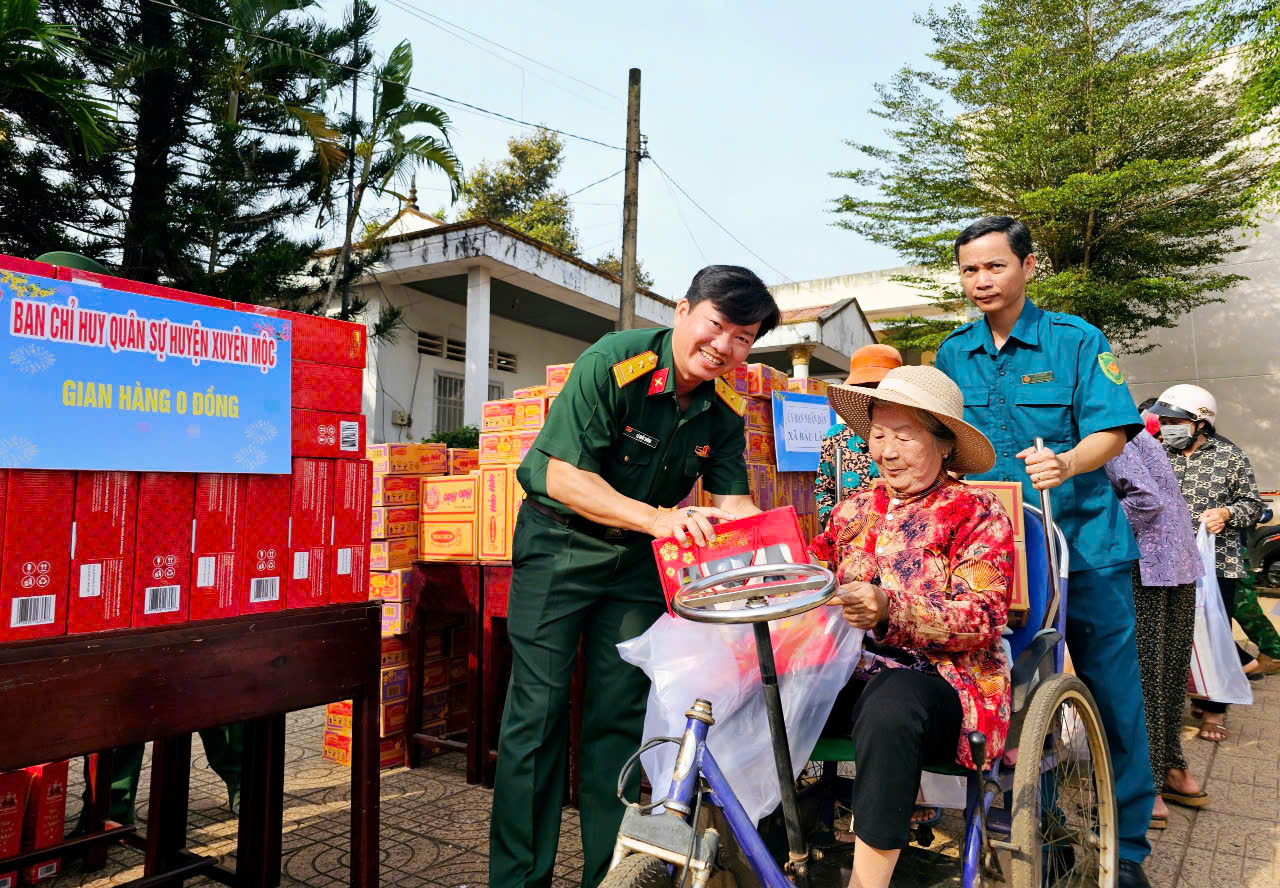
[765,223,1280,490]
[340,206,876,444]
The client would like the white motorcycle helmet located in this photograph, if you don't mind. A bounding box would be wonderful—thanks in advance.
[1149,384,1218,431]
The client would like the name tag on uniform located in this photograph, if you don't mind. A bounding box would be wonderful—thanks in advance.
[623,425,659,448]
[1021,371,1055,384]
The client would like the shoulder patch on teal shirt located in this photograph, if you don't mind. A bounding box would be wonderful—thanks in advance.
[1098,352,1124,384]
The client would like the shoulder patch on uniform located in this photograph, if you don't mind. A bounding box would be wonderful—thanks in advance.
[715,376,746,416]
[1098,352,1124,384]
[612,350,658,388]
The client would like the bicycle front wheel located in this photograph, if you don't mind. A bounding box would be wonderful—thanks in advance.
[599,853,674,888]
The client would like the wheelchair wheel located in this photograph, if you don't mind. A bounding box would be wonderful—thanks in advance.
[1009,674,1117,888]
[600,853,673,888]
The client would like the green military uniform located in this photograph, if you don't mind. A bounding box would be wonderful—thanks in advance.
[489,327,751,888]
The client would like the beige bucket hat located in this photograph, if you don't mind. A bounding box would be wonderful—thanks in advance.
[827,365,996,475]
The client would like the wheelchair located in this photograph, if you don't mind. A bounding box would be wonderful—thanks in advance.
[601,475,1117,888]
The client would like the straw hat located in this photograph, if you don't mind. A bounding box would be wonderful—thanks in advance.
[827,365,996,475]
[846,344,903,386]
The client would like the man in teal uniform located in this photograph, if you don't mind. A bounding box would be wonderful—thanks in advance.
[489,266,780,888]
[935,217,1154,888]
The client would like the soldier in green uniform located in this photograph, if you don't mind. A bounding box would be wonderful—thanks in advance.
[489,265,781,888]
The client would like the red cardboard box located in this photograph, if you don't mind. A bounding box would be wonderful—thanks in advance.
[55,267,233,310]
[132,473,194,627]
[20,761,68,851]
[191,474,245,621]
[293,409,365,459]
[0,471,74,642]
[238,475,290,614]
[330,460,373,604]
[19,859,59,885]
[651,506,808,616]
[235,303,366,369]
[68,471,137,634]
[293,360,362,414]
[0,770,28,860]
[288,458,333,608]
[0,870,14,888]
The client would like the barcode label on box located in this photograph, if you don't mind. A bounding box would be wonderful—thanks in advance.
[293,551,309,579]
[337,547,352,575]
[251,577,280,602]
[36,863,58,879]
[0,873,13,887]
[145,585,181,614]
[340,421,359,451]
[79,562,103,597]
[11,595,55,627]
[196,556,216,587]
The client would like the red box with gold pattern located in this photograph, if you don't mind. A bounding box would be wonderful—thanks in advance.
[20,761,67,852]
[330,459,373,604]
[0,770,28,861]
[650,506,807,616]
[288,458,332,608]
[0,471,74,642]
[68,471,137,634]
[292,360,362,414]
[132,473,194,627]
[190,474,245,621]
[235,303,366,368]
[238,474,290,614]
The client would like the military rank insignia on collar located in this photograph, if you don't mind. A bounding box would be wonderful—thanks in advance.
[647,368,670,396]
[714,376,746,416]
[612,350,659,387]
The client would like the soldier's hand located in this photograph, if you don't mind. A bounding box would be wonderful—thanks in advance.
[1016,444,1073,490]
[651,506,736,547]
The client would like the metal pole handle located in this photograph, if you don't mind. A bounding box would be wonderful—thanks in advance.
[1034,437,1062,631]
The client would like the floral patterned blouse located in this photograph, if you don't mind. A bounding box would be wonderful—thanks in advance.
[809,478,1015,769]
[815,423,880,530]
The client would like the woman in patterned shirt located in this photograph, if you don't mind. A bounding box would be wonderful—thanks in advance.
[1150,384,1265,742]
[815,344,903,529]
[810,366,1013,888]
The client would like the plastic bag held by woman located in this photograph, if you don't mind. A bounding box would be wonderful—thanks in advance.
[617,604,864,824]
[1188,525,1252,705]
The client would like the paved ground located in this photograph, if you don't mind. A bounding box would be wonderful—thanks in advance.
[45,607,1280,888]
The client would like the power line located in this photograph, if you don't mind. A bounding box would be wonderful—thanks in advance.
[657,162,707,264]
[650,157,796,284]
[564,168,624,199]
[138,0,624,152]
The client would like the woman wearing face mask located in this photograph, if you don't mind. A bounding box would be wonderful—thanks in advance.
[1149,385,1266,742]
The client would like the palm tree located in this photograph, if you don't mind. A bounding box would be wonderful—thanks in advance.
[0,0,113,155]
[326,38,462,315]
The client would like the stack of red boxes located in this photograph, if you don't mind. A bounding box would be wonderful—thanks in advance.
[0,760,69,885]
[0,255,374,644]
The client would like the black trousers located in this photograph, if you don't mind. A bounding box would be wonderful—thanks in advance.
[1200,577,1253,715]
[826,668,963,851]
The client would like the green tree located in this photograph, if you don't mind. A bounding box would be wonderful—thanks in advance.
[834,0,1277,354]
[325,37,462,318]
[458,128,579,254]
[593,249,654,289]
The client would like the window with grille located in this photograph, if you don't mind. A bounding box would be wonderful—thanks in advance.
[434,372,504,434]
[417,330,517,373]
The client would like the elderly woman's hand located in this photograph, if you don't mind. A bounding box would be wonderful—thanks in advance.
[830,581,889,629]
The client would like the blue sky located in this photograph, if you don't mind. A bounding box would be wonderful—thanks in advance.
[317,0,940,301]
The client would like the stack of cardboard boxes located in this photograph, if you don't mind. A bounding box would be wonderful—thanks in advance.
[417,621,471,740]
[0,760,69,886]
[0,257,374,648]
[322,632,412,770]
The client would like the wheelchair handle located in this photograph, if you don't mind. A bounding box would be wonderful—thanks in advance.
[1034,437,1063,632]
[672,562,836,624]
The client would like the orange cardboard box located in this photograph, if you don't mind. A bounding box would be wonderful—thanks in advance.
[447,449,479,475]
[744,399,774,432]
[422,660,449,693]
[513,398,548,430]
[370,537,417,571]
[380,601,406,636]
[482,400,516,432]
[420,476,478,518]
[419,518,478,561]
[513,385,547,399]
[321,732,404,769]
[963,480,1025,539]
[366,443,447,476]
[371,506,418,540]
[479,430,538,465]
[381,637,409,669]
[372,474,424,507]
[745,430,776,465]
[746,363,787,398]
[545,363,573,395]
[720,365,748,396]
[368,568,422,603]
[787,377,828,396]
[478,466,516,560]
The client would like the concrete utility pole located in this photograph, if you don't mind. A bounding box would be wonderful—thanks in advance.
[618,67,641,330]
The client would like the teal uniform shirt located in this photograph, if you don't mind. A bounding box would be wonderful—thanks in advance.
[935,300,1143,572]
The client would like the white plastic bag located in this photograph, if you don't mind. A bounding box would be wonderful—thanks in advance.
[1187,525,1252,705]
[617,605,863,825]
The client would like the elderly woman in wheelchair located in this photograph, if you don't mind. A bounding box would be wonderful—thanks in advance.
[809,366,1014,888]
